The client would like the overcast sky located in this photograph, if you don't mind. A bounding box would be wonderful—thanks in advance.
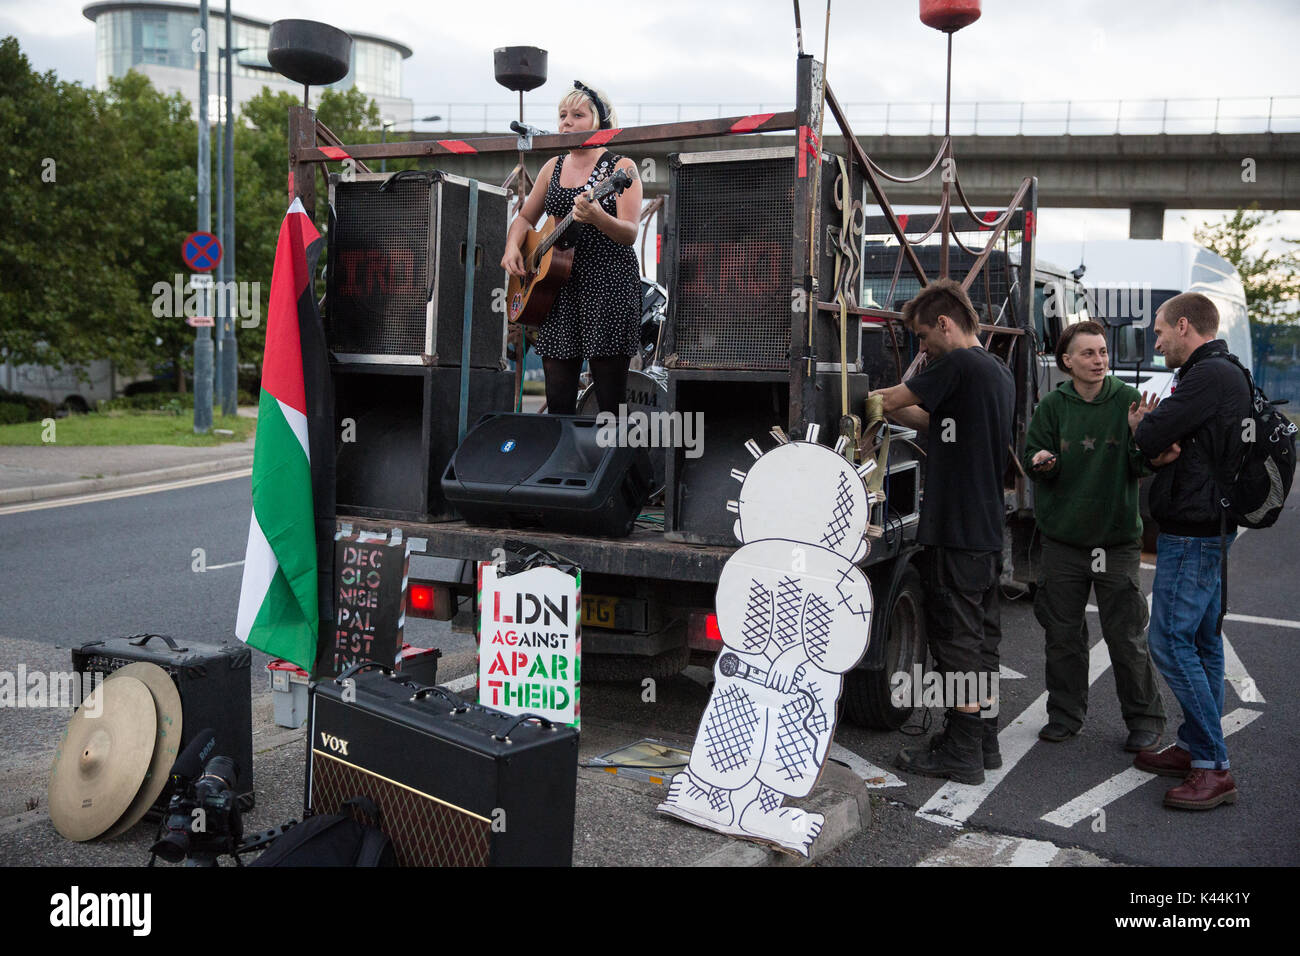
[4,0,1298,245]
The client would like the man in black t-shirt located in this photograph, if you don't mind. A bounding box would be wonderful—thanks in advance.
[870,278,1015,785]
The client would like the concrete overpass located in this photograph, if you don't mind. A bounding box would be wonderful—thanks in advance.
[397,131,1300,239]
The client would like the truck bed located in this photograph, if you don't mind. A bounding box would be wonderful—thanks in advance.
[342,507,735,583]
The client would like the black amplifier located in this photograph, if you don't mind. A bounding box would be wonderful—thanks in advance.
[307,666,578,866]
[71,634,254,811]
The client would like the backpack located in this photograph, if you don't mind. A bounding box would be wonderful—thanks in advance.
[1216,352,1296,530]
[250,796,396,867]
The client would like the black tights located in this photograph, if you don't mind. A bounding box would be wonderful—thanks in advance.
[543,355,629,415]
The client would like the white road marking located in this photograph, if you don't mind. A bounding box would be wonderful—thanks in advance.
[1140,562,1156,571]
[444,673,477,694]
[0,468,250,515]
[917,832,1063,867]
[828,742,905,789]
[1041,708,1264,828]
[204,560,245,571]
[999,665,1026,680]
[1222,633,1265,704]
[915,640,1115,828]
[1222,612,1300,630]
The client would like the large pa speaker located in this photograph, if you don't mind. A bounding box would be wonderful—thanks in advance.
[307,667,578,866]
[327,170,508,367]
[663,146,860,371]
[663,369,872,545]
[441,414,653,537]
[334,363,515,522]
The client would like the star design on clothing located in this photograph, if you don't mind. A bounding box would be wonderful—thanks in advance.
[1105,436,1120,448]
[1081,436,1097,451]
[1059,439,1071,452]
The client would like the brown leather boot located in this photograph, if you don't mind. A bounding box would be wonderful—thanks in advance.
[1163,769,1238,810]
[1133,745,1191,778]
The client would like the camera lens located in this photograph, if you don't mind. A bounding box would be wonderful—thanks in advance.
[150,829,191,864]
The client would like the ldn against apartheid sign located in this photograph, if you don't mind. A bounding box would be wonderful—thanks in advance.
[477,562,581,728]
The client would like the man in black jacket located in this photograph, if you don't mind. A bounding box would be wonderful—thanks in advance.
[1128,291,1252,811]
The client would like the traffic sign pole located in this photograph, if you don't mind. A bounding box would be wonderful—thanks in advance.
[221,8,239,418]
[194,1,214,436]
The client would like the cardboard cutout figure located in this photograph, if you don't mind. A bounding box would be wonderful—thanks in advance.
[659,427,874,855]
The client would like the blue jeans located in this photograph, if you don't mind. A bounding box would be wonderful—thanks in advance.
[1147,532,1235,770]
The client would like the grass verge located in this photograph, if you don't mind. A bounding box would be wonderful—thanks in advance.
[0,411,256,447]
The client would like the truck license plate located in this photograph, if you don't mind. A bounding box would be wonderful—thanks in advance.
[581,595,646,631]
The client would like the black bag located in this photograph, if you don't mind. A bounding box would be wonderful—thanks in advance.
[1216,352,1296,530]
[250,797,395,867]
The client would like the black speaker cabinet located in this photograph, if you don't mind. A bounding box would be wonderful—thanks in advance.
[334,363,515,522]
[71,634,254,813]
[441,413,653,537]
[663,369,872,545]
[327,170,508,367]
[663,146,860,371]
[308,668,578,866]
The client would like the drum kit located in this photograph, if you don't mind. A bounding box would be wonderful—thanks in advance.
[47,662,182,843]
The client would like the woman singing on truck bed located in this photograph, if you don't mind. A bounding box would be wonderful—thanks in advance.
[501,81,643,414]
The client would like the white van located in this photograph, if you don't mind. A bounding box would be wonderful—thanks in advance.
[0,359,137,412]
[1035,239,1251,399]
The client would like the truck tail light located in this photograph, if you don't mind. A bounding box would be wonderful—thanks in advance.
[687,609,722,650]
[408,583,454,620]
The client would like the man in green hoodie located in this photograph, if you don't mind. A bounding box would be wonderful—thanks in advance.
[1023,320,1169,752]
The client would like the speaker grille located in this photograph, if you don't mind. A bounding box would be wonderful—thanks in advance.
[311,751,491,867]
[673,158,793,369]
[330,178,431,356]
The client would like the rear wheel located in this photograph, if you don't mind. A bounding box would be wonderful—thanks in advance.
[844,564,927,729]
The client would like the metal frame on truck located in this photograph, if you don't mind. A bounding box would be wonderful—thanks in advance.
[286,45,1043,729]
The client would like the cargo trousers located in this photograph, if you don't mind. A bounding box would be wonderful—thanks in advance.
[1033,536,1165,734]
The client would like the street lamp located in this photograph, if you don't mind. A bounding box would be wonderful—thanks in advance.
[215,43,247,414]
[380,115,441,172]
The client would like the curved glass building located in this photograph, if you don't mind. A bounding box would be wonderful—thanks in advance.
[83,2,413,119]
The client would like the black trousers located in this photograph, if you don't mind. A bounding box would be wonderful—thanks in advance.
[921,546,1002,703]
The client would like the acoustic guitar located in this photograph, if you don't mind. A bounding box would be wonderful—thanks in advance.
[506,167,635,327]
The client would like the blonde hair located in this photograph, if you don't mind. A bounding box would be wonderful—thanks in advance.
[558,84,618,129]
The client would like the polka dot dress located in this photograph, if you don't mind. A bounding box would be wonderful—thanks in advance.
[532,152,641,360]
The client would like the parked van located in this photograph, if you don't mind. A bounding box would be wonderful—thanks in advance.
[861,242,1093,399]
[1036,240,1251,399]
[0,359,141,412]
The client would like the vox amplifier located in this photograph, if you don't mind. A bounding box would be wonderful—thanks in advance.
[306,666,577,866]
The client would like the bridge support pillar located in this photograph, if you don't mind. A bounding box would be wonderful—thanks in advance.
[1128,202,1165,239]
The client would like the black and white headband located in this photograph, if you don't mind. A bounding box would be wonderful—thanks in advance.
[573,80,611,129]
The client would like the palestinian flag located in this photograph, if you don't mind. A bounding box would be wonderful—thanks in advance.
[236,198,335,671]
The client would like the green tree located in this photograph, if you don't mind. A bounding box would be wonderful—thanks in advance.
[0,37,143,371]
[104,70,198,391]
[0,38,205,389]
[1192,204,1300,326]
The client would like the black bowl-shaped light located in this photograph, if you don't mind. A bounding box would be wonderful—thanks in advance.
[494,46,547,93]
[268,19,352,87]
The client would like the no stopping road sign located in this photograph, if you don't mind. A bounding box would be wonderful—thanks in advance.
[183,232,223,272]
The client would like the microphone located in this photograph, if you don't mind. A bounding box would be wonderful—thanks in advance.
[169,728,218,784]
[718,652,806,692]
[718,652,767,683]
